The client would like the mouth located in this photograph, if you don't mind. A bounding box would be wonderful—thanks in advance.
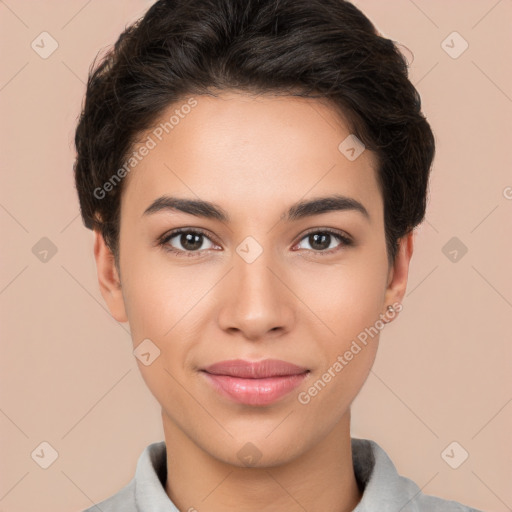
[200,359,310,406]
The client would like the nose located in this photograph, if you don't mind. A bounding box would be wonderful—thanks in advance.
[216,247,295,342]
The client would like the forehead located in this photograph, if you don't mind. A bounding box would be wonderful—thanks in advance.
[121,92,382,222]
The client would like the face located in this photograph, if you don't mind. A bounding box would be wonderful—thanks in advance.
[95,91,412,467]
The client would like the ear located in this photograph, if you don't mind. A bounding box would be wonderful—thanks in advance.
[382,231,414,321]
[93,230,128,323]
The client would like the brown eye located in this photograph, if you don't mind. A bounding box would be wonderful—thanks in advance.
[307,233,332,251]
[295,229,352,255]
[160,229,218,257]
[174,232,205,251]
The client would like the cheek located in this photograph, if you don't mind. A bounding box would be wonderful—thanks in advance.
[121,264,198,407]
[299,257,388,340]
[121,252,211,341]
[296,255,387,400]
[297,266,384,415]
[120,256,220,396]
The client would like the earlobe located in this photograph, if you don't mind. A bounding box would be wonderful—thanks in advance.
[93,230,128,323]
[383,231,414,322]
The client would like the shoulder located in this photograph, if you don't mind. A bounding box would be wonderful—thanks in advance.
[413,492,483,512]
[80,479,136,512]
[351,438,483,512]
[80,441,168,512]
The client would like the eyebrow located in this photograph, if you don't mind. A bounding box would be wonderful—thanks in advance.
[142,194,370,223]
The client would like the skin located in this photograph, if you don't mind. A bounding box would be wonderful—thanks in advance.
[94,91,413,512]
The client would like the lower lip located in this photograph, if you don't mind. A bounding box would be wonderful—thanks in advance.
[201,372,309,406]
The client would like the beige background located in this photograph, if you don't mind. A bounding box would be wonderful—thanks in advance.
[1,1,511,511]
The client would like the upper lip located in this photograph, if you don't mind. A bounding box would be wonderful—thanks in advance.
[202,359,309,378]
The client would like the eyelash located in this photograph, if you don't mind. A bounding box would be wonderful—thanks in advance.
[157,227,353,258]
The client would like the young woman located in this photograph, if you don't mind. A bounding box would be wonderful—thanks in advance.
[74,0,482,510]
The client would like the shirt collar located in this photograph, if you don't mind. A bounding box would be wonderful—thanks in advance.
[132,437,425,511]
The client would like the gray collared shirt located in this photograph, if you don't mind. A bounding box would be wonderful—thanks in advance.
[82,438,482,511]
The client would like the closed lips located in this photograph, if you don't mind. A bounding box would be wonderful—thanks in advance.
[201,359,309,378]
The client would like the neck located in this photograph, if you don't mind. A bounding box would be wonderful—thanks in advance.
[163,410,362,512]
